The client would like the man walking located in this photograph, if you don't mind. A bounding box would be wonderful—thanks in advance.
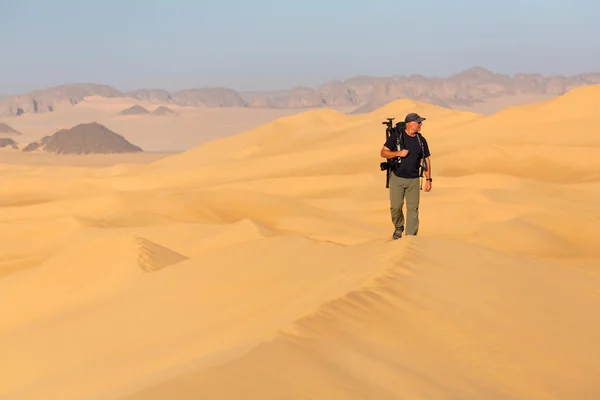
[380,112,432,239]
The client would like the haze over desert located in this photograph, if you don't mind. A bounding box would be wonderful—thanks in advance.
[3,1,600,399]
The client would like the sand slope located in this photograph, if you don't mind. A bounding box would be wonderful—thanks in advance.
[1,85,600,399]
[124,237,600,400]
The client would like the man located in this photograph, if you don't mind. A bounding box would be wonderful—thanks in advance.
[380,112,432,239]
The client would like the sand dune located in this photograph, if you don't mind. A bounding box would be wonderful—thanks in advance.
[1,85,600,399]
[123,237,600,400]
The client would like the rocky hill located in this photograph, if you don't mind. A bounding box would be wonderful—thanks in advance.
[0,122,22,135]
[2,67,600,117]
[0,137,18,149]
[22,122,143,154]
[118,105,151,115]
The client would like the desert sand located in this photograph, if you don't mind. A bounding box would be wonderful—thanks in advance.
[1,85,600,400]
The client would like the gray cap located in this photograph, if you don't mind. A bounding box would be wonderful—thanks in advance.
[405,113,426,123]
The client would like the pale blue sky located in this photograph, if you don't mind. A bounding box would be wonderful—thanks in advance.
[1,0,598,94]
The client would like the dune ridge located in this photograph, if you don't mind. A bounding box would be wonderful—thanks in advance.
[1,85,600,399]
[121,237,600,400]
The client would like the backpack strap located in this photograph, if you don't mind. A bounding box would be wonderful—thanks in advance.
[416,133,424,161]
[401,130,406,149]
[395,130,406,164]
[416,133,427,188]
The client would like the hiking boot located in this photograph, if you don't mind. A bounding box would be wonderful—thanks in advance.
[392,229,402,240]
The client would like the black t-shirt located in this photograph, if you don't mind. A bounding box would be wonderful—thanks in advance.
[383,130,431,178]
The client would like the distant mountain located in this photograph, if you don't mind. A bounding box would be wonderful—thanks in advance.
[2,67,600,117]
[0,137,18,149]
[22,122,143,154]
[118,104,151,115]
[0,122,21,135]
[0,83,120,116]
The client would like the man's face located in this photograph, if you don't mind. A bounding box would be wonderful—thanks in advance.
[407,121,422,131]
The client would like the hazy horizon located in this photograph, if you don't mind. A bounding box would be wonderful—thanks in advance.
[1,0,599,95]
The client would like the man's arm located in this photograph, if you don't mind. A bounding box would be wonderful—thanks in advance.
[381,146,407,159]
[421,136,432,180]
[424,157,431,179]
[381,133,408,159]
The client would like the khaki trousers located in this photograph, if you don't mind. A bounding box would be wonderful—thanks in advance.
[389,173,421,235]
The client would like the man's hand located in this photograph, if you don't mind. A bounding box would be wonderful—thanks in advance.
[380,146,408,159]
[424,179,432,192]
